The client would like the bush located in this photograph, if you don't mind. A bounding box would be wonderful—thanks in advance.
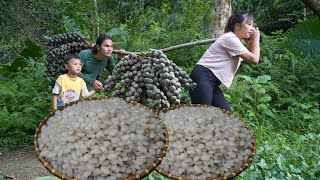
[0,64,51,151]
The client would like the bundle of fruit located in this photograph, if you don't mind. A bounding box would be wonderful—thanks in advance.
[104,50,196,110]
[44,32,90,81]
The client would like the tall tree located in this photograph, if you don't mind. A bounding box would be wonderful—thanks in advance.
[301,0,320,17]
[211,0,232,38]
[93,0,99,36]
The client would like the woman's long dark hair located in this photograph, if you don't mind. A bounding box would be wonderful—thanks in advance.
[92,35,112,54]
[224,12,254,33]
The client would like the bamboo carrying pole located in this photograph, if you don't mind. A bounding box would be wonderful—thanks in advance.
[112,38,217,55]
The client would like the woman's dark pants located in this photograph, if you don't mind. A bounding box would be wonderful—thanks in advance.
[189,65,233,113]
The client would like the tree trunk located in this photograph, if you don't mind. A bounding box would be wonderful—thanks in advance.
[301,0,320,17]
[211,0,232,38]
[304,7,307,20]
[93,0,99,36]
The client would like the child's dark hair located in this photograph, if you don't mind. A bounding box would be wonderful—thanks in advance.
[92,35,112,54]
[64,54,80,64]
[224,12,254,33]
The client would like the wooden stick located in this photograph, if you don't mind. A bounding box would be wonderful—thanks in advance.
[112,38,217,55]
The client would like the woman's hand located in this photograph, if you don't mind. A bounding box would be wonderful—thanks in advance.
[93,80,103,90]
[240,27,260,64]
[245,27,260,50]
[250,27,260,43]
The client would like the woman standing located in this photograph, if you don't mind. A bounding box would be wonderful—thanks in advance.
[78,35,115,91]
[189,12,260,113]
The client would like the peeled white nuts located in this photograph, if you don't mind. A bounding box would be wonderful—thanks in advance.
[157,106,254,179]
[38,98,166,180]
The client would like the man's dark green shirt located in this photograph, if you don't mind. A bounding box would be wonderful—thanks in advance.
[78,49,115,89]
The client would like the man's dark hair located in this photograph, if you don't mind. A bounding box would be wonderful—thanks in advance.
[92,35,112,54]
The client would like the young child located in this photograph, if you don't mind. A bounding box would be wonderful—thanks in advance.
[52,54,95,110]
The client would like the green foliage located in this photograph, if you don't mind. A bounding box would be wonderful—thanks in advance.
[143,171,169,180]
[0,64,51,151]
[106,0,212,67]
[237,32,320,109]
[0,40,44,79]
[62,16,82,34]
[0,40,50,151]
[0,0,64,64]
[9,40,43,72]
[237,132,320,179]
[229,75,276,121]
[232,0,315,35]
[285,18,320,61]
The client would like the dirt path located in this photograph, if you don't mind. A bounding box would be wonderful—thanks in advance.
[0,147,54,180]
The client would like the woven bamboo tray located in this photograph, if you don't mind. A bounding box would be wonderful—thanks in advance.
[34,96,169,180]
[155,104,256,180]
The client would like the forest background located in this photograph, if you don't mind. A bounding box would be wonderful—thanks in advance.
[0,0,319,179]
